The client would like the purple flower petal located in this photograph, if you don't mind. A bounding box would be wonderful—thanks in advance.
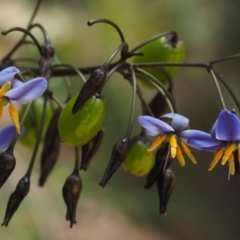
[161,113,189,132]
[0,67,20,87]
[0,67,20,76]
[0,125,16,151]
[138,115,174,136]
[215,110,240,141]
[179,130,222,152]
[5,77,47,104]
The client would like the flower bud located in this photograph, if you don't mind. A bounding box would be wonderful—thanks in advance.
[99,137,129,187]
[39,108,62,186]
[149,91,172,118]
[0,149,16,188]
[39,39,55,79]
[156,168,176,216]
[62,169,82,228]
[2,175,30,227]
[80,127,104,171]
[145,143,173,189]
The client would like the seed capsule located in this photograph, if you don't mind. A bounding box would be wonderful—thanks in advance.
[122,135,154,177]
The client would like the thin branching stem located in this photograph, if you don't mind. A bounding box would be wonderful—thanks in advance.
[209,69,226,109]
[2,0,42,61]
[135,67,176,113]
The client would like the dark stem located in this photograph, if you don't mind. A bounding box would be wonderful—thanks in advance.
[88,18,125,43]
[25,95,48,177]
[2,0,42,61]
[2,27,42,55]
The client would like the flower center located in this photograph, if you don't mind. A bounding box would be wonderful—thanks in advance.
[0,82,20,134]
[147,133,197,166]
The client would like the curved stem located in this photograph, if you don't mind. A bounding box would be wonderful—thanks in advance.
[104,42,127,67]
[214,71,240,113]
[135,67,176,113]
[52,64,86,83]
[26,95,48,177]
[88,18,125,43]
[28,23,49,41]
[74,147,80,171]
[2,27,42,54]
[2,0,42,61]
[209,53,240,65]
[129,31,176,53]
[209,69,226,109]
[125,66,137,138]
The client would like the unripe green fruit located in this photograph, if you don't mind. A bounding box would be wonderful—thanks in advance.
[58,94,106,146]
[123,139,154,177]
[132,33,186,88]
[19,98,53,148]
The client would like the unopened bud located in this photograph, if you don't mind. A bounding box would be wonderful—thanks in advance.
[156,168,176,216]
[81,127,104,171]
[0,149,16,188]
[72,66,107,114]
[62,169,82,228]
[39,108,62,186]
[145,143,173,189]
[99,137,129,187]
[2,175,30,227]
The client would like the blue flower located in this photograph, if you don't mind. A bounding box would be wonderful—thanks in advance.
[0,67,47,134]
[0,125,16,151]
[181,109,240,176]
[138,113,197,166]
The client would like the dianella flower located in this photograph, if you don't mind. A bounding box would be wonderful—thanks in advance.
[181,110,240,177]
[138,113,197,166]
[0,67,47,134]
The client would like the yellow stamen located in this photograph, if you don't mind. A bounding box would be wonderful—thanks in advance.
[181,142,197,164]
[147,135,166,155]
[176,146,185,166]
[0,82,11,98]
[221,144,236,165]
[228,154,235,176]
[9,104,20,134]
[169,135,177,158]
[208,148,224,171]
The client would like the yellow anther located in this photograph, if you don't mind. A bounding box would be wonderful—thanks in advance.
[208,148,224,171]
[147,135,166,155]
[176,146,185,166]
[0,82,11,98]
[0,97,9,107]
[181,142,197,164]
[169,135,177,158]
[9,104,20,134]
[221,144,236,165]
[228,154,235,176]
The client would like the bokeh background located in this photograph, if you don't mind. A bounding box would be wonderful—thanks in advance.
[1,0,240,239]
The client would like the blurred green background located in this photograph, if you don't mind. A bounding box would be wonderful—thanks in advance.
[1,0,240,239]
